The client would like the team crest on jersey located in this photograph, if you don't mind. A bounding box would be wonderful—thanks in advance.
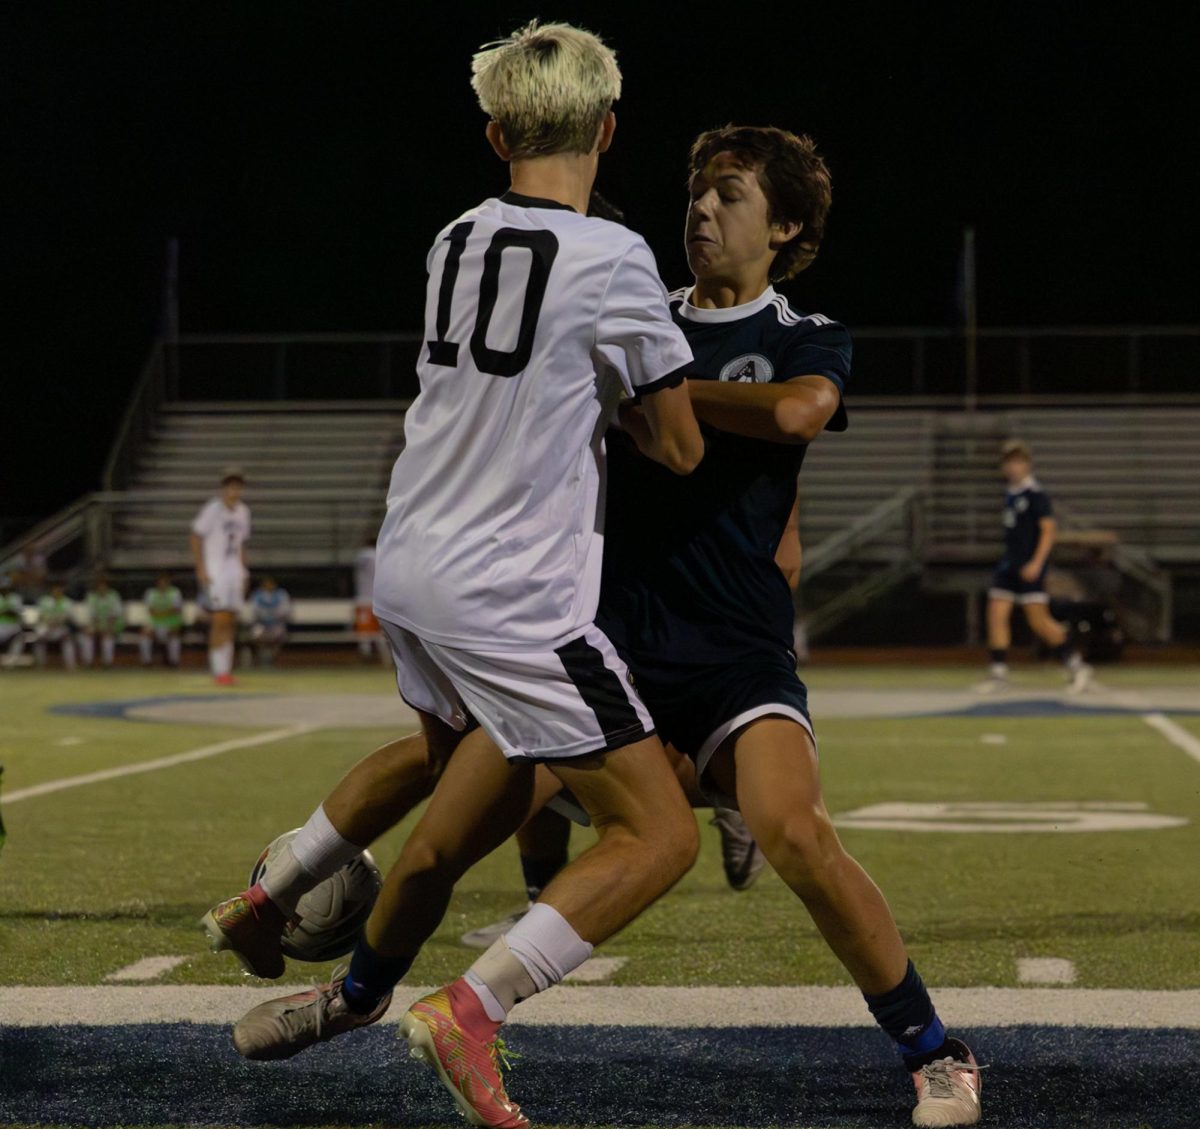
[719,353,773,383]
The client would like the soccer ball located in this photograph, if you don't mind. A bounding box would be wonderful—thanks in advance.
[248,829,383,963]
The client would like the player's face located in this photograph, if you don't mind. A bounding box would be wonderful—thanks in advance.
[1001,455,1031,484]
[685,154,778,285]
[222,481,244,505]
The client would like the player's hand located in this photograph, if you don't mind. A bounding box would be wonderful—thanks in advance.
[1019,561,1041,582]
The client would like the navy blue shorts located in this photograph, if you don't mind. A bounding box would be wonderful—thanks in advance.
[625,647,815,785]
[989,560,1049,604]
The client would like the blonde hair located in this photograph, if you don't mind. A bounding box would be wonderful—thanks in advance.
[471,20,621,159]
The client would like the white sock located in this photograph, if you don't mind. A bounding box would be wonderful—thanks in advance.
[260,804,363,914]
[463,903,592,1020]
[140,635,152,664]
[210,641,234,676]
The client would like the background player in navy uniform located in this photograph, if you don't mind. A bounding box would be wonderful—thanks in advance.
[978,438,1091,693]
[602,125,980,1127]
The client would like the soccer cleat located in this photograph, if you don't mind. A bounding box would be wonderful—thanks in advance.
[200,890,286,979]
[400,987,529,1129]
[710,806,766,891]
[215,673,237,686]
[1066,662,1094,694]
[460,907,530,950]
[971,676,1008,694]
[232,977,391,1060]
[911,1037,983,1126]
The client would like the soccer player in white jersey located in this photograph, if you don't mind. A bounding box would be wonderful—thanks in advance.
[203,22,704,1125]
[189,467,250,686]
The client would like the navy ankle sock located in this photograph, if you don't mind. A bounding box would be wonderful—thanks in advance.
[341,938,413,1014]
[863,960,948,1071]
[988,648,1007,666]
[520,852,567,902]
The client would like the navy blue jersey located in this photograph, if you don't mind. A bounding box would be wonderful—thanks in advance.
[598,286,850,669]
[1002,477,1052,566]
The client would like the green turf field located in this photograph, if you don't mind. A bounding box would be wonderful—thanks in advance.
[2,663,1197,994]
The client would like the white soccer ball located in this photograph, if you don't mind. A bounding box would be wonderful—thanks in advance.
[248,828,383,963]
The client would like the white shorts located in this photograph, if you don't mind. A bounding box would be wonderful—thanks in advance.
[207,571,245,613]
[380,619,655,762]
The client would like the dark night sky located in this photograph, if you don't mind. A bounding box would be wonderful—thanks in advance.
[4,2,1197,528]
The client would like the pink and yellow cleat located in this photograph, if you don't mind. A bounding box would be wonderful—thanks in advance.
[911,1037,983,1126]
[400,985,528,1129]
[199,889,286,980]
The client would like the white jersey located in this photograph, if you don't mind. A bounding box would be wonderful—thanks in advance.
[191,498,251,579]
[374,192,693,651]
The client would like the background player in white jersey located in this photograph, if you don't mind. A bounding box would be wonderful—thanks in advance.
[34,581,77,669]
[139,573,183,668]
[978,438,1091,693]
[205,23,704,1126]
[246,576,291,668]
[351,538,388,664]
[189,467,250,686]
[79,574,123,668]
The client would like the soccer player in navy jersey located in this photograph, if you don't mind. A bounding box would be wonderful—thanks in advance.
[201,123,981,1126]
[978,438,1092,693]
[599,125,980,1127]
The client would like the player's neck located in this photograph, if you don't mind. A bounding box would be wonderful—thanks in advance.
[690,271,772,310]
[507,153,597,215]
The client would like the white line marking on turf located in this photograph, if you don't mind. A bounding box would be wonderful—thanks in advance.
[104,956,189,983]
[53,736,85,747]
[1018,958,1077,985]
[4,724,315,804]
[1141,712,1200,767]
[980,734,1008,745]
[563,957,627,983]
[3,986,1198,1029]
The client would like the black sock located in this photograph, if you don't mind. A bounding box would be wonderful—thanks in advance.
[521,852,567,902]
[988,648,1007,666]
[341,937,413,1014]
[863,960,949,1071]
[1055,641,1076,665]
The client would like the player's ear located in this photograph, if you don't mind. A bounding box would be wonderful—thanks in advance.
[769,219,803,251]
[486,121,512,161]
[595,110,616,154]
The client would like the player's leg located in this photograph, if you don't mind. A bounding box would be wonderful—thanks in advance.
[209,609,237,682]
[139,628,153,666]
[61,631,77,671]
[978,591,1014,690]
[709,721,980,1124]
[461,804,572,949]
[166,627,181,668]
[78,630,95,667]
[33,632,48,667]
[1023,598,1091,690]
[99,631,115,668]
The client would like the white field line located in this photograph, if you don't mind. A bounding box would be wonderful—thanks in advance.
[1018,958,1077,985]
[1142,712,1200,767]
[563,957,627,983]
[104,956,190,983]
[4,724,315,804]
[2,985,1198,1029]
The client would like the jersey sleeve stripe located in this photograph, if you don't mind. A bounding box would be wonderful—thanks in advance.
[632,361,691,399]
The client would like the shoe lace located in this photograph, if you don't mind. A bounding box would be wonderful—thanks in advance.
[919,1056,986,1100]
[298,967,349,1042]
[488,1036,521,1075]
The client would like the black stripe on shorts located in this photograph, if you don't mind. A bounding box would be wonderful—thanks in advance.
[555,634,646,748]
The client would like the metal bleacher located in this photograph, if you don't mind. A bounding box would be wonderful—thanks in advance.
[105,403,405,572]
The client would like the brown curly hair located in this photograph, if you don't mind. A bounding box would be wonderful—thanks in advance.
[688,125,832,281]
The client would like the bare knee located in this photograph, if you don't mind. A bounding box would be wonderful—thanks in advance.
[758,804,844,883]
[394,829,466,887]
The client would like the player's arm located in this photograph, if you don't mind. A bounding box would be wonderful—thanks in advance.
[687,374,841,444]
[1021,517,1057,580]
[621,382,704,474]
[774,492,802,589]
[188,532,208,585]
